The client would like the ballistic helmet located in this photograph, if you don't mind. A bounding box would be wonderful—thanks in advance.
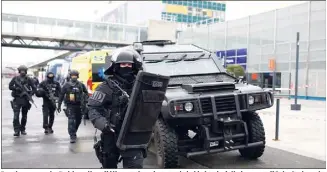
[46,71,55,77]
[104,47,143,75]
[17,65,28,72]
[69,70,79,77]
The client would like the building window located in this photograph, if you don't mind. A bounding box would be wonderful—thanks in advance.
[196,8,201,12]
[188,12,192,16]
[203,11,207,16]
[188,7,192,11]
[211,11,216,17]
[198,1,203,8]
[222,4,226,11]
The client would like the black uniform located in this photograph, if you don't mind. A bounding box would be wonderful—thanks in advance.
[88,48,144,169]
[35,72,61,134]
[57,70,88,143]
[9,65,37,136]
[33,76,39,87]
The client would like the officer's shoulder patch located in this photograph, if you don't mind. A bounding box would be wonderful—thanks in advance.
[89,91,106,103]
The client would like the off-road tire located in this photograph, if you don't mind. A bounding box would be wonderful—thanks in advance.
[239,112,265,159]
[153,118,178,168]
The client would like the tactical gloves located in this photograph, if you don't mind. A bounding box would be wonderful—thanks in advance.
[103,122,115,133]
[57,104,61,113]
[118,94,129,104]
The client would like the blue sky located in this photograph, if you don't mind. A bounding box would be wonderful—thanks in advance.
[2,1,307,66]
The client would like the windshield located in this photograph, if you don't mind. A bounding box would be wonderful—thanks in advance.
[92,54,112,82]
[143,52,221,76]
[92,63,108,82]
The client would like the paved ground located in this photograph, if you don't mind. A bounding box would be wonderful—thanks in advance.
[1,86,326,169]
[258,98,326,161]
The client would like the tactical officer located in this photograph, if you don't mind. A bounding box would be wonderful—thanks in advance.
[57,70,88,143]
[35,72,61,134]
[87,48,144,168]
[33,76,39,87]
[8,65,37,136]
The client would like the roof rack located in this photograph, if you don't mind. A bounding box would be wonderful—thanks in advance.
[137,40,176,45]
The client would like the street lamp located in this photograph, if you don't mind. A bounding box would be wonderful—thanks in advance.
[291,32,301,111]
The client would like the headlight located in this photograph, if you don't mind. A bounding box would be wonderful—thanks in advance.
[184,102,194,112]
[173,101,195,113]
[248,95,254,105]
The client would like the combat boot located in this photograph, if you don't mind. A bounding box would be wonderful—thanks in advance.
[13,131,20,137]
[21,130,27,135]
[44,128,49,134]
[49,128,54,134]
[70,136,76,143]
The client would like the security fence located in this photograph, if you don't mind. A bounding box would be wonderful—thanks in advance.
[178,1,326,100]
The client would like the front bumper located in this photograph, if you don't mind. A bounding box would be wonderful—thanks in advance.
[181,119,264,158]
[186,141,264,158]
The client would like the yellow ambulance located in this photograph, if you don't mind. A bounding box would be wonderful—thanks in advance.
[70,49,114,95]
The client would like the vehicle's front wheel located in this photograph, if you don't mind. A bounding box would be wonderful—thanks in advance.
[239,112,265,159]
[153,118,178,168]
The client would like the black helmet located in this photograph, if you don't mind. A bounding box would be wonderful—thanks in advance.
[46,71,55,77]
[17,65,28,72]
[46,71,55,80]
[104,48,143,75]
[70,70,79,77]
[46,71,54,75]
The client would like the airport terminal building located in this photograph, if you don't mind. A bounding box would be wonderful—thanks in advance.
[178,1,326,100]
[23,1,325,100]
[99,1,226,29]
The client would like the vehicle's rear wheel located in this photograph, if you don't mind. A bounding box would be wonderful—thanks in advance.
[239,112,265,159]
[153,118,178,168]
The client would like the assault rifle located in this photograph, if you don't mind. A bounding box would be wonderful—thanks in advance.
[14,77,37,108]
[45,84,58,115]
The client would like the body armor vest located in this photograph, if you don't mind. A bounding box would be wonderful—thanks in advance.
[12,76,32,97]
[106,79,133,129]
[65,82,82,105]
[45,82,58,96]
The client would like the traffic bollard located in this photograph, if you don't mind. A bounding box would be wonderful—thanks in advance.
[273,98,280,141]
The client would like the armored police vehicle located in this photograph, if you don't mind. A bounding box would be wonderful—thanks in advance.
[134,40,274,168]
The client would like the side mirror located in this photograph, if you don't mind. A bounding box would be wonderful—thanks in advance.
[133,42,143,53]
[237,76,247,84]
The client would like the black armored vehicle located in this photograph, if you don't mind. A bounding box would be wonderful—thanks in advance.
[134,40,274,168]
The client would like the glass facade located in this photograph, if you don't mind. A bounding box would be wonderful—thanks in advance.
[161,12,220,24]
[161,0,225,25]
[162,0,226,11]
[94,1,226,29]
[178,1,326,100]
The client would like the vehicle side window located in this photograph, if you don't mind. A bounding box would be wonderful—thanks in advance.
[92,55,112,82]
